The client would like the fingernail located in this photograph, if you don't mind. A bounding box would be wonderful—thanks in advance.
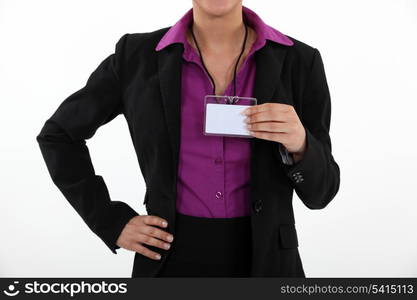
[246,124,251,129]
[241,109,249,115]
[162,221,168,227]
[167,235,174,242]
[155,254,161,260]
[164,243,171,250]
[244,117,250,123]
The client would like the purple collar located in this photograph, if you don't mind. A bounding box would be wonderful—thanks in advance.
[155,5,293,53]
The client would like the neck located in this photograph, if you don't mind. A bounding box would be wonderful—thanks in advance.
[190,3,245,53]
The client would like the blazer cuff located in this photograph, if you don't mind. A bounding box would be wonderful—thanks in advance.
[278,143,294,165]
[93,176,140,254]
[104,202,139,254]
[285,128,323,186]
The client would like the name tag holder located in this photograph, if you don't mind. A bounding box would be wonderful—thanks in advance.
[203,95,257,138]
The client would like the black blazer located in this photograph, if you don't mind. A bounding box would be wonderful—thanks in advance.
[37,27,340,277]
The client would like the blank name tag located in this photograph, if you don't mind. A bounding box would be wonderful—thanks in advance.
[204,103,252,137]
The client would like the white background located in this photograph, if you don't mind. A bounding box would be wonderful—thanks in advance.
[1,0,416,277]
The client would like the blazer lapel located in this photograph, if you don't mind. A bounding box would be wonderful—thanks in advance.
[253,41,289,104]
[250,42,290,193]
[157,44,184,183]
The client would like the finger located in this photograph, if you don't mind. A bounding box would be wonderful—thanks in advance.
[138,233,171,250]
[131,243,162,260]
[247,121,290,133]
[245,110,289,124]
[140,225,174,243]
[249,131,289,143]
[243,102,292,116]
[143,215,168,228]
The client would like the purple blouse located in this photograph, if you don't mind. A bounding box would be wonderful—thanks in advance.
[155,6,293,218]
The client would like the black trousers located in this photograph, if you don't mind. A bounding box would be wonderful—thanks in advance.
[156,212,252,277]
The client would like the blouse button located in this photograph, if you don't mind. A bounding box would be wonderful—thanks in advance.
[214,157,223,164]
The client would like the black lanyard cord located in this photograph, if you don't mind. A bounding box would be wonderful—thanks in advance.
[190,22,248,97]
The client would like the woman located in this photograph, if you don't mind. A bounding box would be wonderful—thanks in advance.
[37,0,340,277]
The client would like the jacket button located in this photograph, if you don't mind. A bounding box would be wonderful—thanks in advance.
[253,199,263,213]
[292,171,304,183]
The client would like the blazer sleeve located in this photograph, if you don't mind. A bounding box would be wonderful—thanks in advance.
[283,48,340,209]
[36,34,139,254]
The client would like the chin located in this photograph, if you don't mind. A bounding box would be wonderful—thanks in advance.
[193,0,242,17]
